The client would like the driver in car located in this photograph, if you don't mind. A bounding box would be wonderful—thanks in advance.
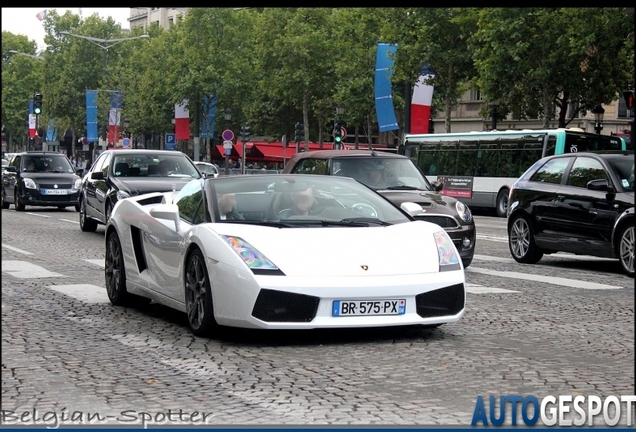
[365,162,387,188]
[279,185,321,218]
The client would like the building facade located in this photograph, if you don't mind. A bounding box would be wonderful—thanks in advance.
[128,8,188,32]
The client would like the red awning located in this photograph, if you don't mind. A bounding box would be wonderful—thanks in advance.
[213,144,238,158]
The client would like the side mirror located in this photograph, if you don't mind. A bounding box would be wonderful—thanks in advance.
[90,171,104,180]
[5,166,17,173]
[587,178,616,201]
[431,180,443,192]
[75,168,84,177]
[149,204,180,230]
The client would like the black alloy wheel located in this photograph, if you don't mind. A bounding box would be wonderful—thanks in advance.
[105,231,129,306]
[185,248,217,337]
[79,197,98,232]
[508,214,543,264]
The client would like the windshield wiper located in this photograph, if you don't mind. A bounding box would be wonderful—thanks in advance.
[385,185,425,191]
[318,218,391,227]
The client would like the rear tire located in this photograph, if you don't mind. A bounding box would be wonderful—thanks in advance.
[496,188,509,218]
[1,190,9,209]
[617,224,634,277]
[105,230,150,306]
[508,214,543,264]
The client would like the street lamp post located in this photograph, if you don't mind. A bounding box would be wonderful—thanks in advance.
[335,106,345,150]
[489,100,500,131]
[60,32,149,159]
[7,50,45,61]
[123,118,130,148]
[592,105,605,135]
[224,107,232,176]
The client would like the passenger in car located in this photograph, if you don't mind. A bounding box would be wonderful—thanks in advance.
[218,193,244,221]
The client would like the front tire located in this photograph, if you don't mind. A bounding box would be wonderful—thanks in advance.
[185,248,217,337]
[508,214,543,264]
[496,188,509,218]
[617,224,634,277]
[14,190,25,211]
[79,198,98,232]
[105,231,150,306]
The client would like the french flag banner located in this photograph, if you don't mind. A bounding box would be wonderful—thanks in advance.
[107,92,123,144]
[36,9,48,22]
[410,66,435,134]
[175,100,190,140]
[28,100,36,138]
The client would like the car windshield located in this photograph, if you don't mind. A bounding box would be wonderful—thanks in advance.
[329,157,434,191]
[608,156,634,193]
[192,175,413,225]
[112,154,202,179]
[24,155,74,173]
[196,163,218,174]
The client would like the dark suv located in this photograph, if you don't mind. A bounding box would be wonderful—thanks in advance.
[1,151,81,211]
[282,149,476,267]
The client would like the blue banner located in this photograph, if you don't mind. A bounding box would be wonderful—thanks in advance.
[201,94,217,139]
[29,99,33,115]
[86,90,99,142]
[110,91,123,109]
[46,118,57,141]
[374,43,400,132]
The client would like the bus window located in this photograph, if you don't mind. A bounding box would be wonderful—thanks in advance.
[457,141,478,176]
[544,136,557,156]
[476,142,499,177]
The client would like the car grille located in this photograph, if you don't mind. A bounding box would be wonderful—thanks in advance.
[252,289,320,322]
[38,183,74,189]
[414,214,460,229]
[415,283,465,318]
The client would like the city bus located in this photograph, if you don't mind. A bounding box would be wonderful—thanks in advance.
[400,128,628,217]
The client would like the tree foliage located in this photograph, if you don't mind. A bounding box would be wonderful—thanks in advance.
[1,8,634,153]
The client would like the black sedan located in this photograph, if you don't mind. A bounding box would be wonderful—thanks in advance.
[282,149,476,268]
[79,149,202,232]
[1,151,81,211]
[507,151,634,277]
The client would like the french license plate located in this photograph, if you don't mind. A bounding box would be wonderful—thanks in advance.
[332,299,406,316]
[42,189,68,195]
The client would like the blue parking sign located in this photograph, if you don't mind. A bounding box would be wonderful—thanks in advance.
[165,133,176,150]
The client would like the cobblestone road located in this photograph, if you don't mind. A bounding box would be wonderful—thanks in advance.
[1,208,634,427]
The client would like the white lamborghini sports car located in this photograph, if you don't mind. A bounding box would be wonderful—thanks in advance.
[105,174,466,337]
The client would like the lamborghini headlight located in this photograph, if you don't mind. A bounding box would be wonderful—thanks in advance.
[222,235,279,271]
[433,230,461,272]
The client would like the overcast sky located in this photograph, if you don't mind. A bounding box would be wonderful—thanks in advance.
[2,8,131,52]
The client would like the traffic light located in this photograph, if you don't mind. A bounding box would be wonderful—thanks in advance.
[33,93,43,115]
[623,90,635,110]
[294,122,303,142]
[240,125,251,142]
[333,122,343,144]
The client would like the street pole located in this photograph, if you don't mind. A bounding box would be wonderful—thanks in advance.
[60,32,149,161]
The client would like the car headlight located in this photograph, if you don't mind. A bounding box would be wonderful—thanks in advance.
[116,190,131,201]
[456,200,472,223]
[433,230,462,272]
[221,235,279,272]
[23,178,36,189]
[73,179,82,191]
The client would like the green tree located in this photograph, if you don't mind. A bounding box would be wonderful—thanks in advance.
[381,8,478,133]
[2,31,44,151]
[471,8,634,128]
